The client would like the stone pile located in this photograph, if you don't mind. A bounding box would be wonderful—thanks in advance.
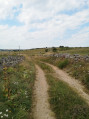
[0,56,24,70]
[44,53,89,62]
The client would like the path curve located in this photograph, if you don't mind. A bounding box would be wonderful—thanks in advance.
[46,63,89,105]
[32,65,55,119]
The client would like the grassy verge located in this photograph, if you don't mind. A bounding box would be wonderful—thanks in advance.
[37,62,89,119]
[36,61,54,73]
[47,74,89,119]
[37,56,89,91]
[0,59,36,119]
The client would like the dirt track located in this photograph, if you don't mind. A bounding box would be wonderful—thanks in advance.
[46,63,89,105]
[32,65,55,119]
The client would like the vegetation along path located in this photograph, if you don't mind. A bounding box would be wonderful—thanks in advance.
[46,63,89,105]
[32,65,55,119]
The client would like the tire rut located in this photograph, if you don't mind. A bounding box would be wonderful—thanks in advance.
[32,65,55,119]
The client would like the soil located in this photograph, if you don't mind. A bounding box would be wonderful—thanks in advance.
[32,65,55,119]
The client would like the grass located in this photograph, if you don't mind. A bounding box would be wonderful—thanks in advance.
[37,62,89,119]
[0,58,36,119]
[37,55,89,91]
[58,47,89,55]
[36,61,54,73]
[46,74,89,119]
[58,59,69,69]
[21,47,89,56]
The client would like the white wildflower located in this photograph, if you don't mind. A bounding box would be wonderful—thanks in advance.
[25,92,27,95]
[4,114,8,117]
[0,112,2,115]
[6,109,8,112]
[6,114,8,117]
[1,116,3,118]
[4,114,6,116]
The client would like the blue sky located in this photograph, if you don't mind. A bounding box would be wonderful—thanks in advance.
[0,0,89,49]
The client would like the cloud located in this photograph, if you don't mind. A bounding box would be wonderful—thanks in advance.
[0,0,89,49]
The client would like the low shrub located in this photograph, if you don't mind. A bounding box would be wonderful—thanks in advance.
[58,59,69,69]
[83,74,89,90]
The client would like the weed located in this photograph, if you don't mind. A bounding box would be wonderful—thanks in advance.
[58,59,69,69]
[37,61,54,73]
[0,60,36,119]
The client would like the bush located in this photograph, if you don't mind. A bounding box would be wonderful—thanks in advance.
[45,49,48,52]
[83,74,89,89]
[58,59,69,69]
[52,47,57,52]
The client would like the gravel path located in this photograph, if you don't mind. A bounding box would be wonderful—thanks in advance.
[32,65,55,119]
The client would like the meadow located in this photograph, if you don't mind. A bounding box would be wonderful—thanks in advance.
[37,62,89,119]
[0,47,89,119]
[35,47,89,91]
[0,54,36,119]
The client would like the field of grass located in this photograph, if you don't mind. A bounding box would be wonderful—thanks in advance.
[0,47,89,119]
[36,61,54,73]
[0,59,36,119]
[37,62,89,119]
[20,48,46,56]
[58,47,89,55]
[22,47,89,56]
[37,55,89,91]
[1,47,89,56]
[47,74,89,119]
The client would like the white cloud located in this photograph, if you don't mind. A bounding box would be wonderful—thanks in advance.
[64,27,89,47]
[0,0,89,48]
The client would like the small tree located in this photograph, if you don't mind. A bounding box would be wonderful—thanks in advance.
[60,46,64,48]
[52,47,57,52]
[45,48,48,52]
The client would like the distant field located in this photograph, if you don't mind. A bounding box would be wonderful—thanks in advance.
[0,48,89,119]
[58,47,89,55]
[0,47,89,56]
[21,47,89,56]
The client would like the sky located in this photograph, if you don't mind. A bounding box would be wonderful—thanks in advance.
[0,0,89,49]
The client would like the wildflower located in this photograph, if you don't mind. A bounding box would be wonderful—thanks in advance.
[1,116,3,118]
[6,114,8,117]
[4,114,9,117]
[25,92,27,95]
[0,112,2,115]
[6,109,8,112]
[4,114,6,116]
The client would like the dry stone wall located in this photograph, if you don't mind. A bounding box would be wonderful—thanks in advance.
[0,56,25,70]
[44,53,89,62]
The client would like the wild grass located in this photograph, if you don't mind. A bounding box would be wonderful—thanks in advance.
[58,59,69,69]
[58,47,89,55]
[46,74,89,119]
[21,47,89,56]
[36,61,54,73]
[38,56,89,91]
[0,59,36,119]
[37,62,89,119]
